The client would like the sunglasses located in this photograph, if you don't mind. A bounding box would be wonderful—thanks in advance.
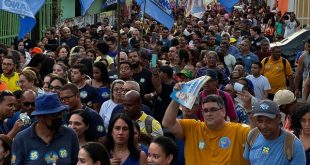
[23,102,35,107]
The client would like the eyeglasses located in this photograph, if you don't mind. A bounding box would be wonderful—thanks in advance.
[2,63,14,66]
[23,102,35,107]
[202,107,222,113]
[113,88,122,92]
[49,85,62,90]
[60,94,76,102]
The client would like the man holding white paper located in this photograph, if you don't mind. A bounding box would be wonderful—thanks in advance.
[163,84,253,165]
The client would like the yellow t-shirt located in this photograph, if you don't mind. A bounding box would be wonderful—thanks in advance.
[261,57,292,94]
[0,72,21,92]
[179,119,250,165]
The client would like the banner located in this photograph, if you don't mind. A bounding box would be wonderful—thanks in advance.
[102,0,125,9]
[0,0,45,39]
[218,0,239,13]
[185,0,205,19]
[137,0,175,30]
[79,0,95,15]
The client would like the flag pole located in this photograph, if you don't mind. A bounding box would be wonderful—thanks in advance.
[141,0,147,36]
[117,0,121,77]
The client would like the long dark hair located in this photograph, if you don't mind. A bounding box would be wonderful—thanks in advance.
[69,110,94,142]
[93,61,111,86]
[290,103,310,137]
[81,142,111,165]
[106,113,140,160]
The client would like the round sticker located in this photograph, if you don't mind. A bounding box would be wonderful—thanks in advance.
[140,78,145,83]
[97,125,104,132]
[59,149,68,158]
[101,92,109,99]
[80,91,88,99]
[29,150,39,161]
[198,139,206,150]
[218,137,231,149]
[262,146,270,154]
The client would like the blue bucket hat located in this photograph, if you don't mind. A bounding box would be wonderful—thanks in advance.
[31,93,68,116]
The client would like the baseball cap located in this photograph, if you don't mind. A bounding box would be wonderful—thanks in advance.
[252,100,280,119]
[205,69,218,80]
[30,47,43,55]
[177,69,193,79]
[273,90,296,106]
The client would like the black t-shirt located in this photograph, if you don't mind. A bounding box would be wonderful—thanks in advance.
[132,68,154,94]
[153,82,174,123]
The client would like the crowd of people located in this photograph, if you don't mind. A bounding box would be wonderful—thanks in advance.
[0,0,309,164]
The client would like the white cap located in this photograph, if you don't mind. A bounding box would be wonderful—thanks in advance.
[273,90,296,106]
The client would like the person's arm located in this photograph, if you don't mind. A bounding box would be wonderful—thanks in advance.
[303,77,310,101]
[11,134,24,164]
[294,54,304,96]
[162,100,184,139]
[7,119,23,140]
[139,151,147,165]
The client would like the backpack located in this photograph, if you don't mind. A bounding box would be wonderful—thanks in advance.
[246,127,296,161]
[145,115,153,134]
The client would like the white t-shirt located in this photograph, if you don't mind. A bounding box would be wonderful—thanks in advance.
[99,99,118,131]
[224,54,236,73]
[284,20,297,38]
[246,75,271,100]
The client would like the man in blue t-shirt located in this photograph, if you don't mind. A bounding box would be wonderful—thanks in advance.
[244,100,306,165]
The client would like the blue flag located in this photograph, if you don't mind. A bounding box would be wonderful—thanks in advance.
[138,0,174,30]
[102,0,125,9]
[80,0,95,15]
[0,0,45,39]
[219,0,239,13]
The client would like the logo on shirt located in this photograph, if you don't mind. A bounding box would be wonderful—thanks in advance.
[97,125,104,132]
[198,139,206,150]
[262,146,270,154]
[101,92,110,99]
[11,154,16,163]
[59,149,68,158]
[80,91,88,99]
[218,137,231,149]
[29,150,39,160]
[140,78,145,83]
[44,151,59,163]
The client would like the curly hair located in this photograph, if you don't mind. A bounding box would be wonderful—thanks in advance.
[290,103,310,137]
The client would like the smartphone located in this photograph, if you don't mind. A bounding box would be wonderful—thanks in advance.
[151,32,158,44]
[151,54,158,68]
[234,82,244,92]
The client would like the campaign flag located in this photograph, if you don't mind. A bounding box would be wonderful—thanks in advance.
[137,0,174,30]
[102,0,126,8]
[79,0,95,15]
[219,0,239,13]
[0,0,45,39]
[185,0,205,19]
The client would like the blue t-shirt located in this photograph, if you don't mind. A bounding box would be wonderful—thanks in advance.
[80,84,100,109]
[236,52,259,74]
[97,87,110,105]
[244,129,306,165]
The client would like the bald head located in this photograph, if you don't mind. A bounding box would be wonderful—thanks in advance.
[124,90,141,103]
[123,90,142,120]
[22,89,37,100]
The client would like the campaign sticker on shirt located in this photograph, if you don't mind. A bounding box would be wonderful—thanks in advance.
[218,137,231,149]
[262,146,270,154]
[11,154,16,163]
[198,139,206,150]
[97,125,104,132]
[45,151,59,163]
[59,149,68,158]
[140,78,145,83]
[80,91,88,99]
[29,150,39,160]
[101,92,110,99]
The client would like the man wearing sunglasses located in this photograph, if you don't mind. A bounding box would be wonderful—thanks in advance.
[12,93,79,165]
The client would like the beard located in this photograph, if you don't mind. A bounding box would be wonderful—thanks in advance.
[131,62,140,69]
